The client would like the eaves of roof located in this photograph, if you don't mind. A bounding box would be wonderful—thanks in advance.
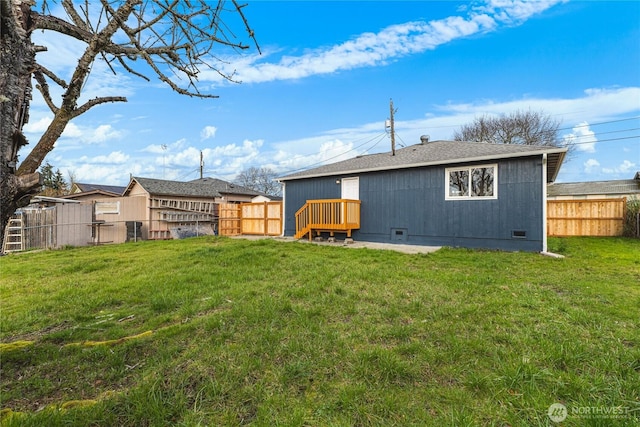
[60,189,120,199]
[279,140,567,183]
[547,179,640,197]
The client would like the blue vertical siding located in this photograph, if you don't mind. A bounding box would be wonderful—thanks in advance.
[283,156,544,251]
[283,176,342,236]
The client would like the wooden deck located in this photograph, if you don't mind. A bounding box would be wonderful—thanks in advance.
[294,199,361,240]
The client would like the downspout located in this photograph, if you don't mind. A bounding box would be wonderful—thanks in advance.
[280,181,286,237]
[542,153,548,253]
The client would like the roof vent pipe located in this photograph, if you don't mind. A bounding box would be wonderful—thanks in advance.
[420,135,430,144]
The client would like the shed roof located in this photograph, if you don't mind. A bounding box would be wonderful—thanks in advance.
[547,176,640,197]
[279,140,567,182]
[124,176,260,198]
[188,177,262,197]
[73,183,126,196]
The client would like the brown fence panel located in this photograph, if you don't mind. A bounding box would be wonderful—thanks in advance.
[21,208,56,250]
[266,202,283,235]
[240,202,282,236]
[57,203,93,247]
[547,198,626,236]
[219,203,241,236]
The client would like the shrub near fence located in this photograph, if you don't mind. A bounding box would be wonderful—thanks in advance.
[623,197,640,238]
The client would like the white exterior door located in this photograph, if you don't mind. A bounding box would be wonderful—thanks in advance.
[341,177,359,200]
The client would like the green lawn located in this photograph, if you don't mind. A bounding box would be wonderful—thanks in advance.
[1,237,639,426]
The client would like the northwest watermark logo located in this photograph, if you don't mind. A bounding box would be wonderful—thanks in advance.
[548,403,639,423]
[548,403,567,423]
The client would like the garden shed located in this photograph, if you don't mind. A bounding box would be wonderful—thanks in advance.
[279,139,567,252]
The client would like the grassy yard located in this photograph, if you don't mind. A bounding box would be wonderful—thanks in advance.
[1,236,639,426]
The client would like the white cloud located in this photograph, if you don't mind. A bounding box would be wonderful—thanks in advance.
[473,0,567,25]
[583,158,600,173]
[435,87,640,121]
[272,139,356,173]
[23,117,122,150]
[22,116,52,134]
[203,0,562,85]
[200,126,218,140]
[150,139,265,179]
[60,123,122,144]
[91,125,122,143]
[603,160,636,174]
[81,151,130,164]
[563,122,597,153]
[162,146,202,167]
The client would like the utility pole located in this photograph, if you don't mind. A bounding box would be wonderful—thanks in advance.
[389,98,396,156]
[200,150,204,179]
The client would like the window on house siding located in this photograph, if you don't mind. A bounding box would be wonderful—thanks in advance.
[95,201,120,214]
[446,164,497,200]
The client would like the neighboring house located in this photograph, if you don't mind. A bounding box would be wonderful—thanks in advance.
[279,139,567,252]
[63,182,126,202]
[547,171,640,200]
[112,176,262,240]
[251,194,283,203]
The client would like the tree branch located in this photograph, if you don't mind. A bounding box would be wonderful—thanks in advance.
[36,63,68,88]
[232,0,261,54]
[72,96,127,118]
[33,69,59,114]
[32,11,92,42]
[62,0,91,33]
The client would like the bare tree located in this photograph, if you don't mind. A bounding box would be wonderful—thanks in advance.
[235,167,281,196]
[452,110,565,148]
[1,0,259,243]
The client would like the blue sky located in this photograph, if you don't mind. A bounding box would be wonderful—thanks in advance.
[22,0,640,186]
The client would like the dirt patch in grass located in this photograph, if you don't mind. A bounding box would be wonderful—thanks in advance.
[2,320,73,343]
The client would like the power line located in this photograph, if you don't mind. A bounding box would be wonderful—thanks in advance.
[567,135,640,146]
[579,127,640,137]
[279,132,388,175]
[557,115,640,132]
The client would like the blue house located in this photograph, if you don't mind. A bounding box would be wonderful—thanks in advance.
[279,139,567,252]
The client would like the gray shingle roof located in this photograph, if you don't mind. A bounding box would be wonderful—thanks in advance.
[126,177,260,198]
[189,177,261,197]
[75,183,126,195]
[547,179,640,197]
[279,140,567,182]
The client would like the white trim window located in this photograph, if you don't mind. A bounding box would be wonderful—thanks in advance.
[95,201,120,214]
[446,164,497,200]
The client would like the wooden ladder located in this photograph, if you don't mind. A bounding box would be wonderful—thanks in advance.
[2,217,24,254]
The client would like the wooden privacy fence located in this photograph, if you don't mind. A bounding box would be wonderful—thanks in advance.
[241,202,282,235]
[219,202,282,236]
[547,198,626,236]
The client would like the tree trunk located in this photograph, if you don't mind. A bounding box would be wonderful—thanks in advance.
[0,0,41,248]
